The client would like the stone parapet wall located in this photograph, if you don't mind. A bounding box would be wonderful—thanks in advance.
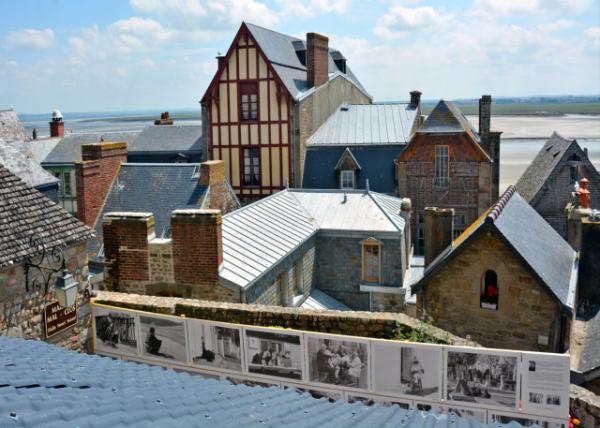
[570,384,600,428]
[93,291,477,346]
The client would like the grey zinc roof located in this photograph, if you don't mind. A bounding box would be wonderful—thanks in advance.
[0,336,486,428]
[300,289,351,311]
[220,189,405,289]
[21,137,61,163]
[245,23,370,100]
[515,132,600,204]
[91,164,206,256]
[414,186,577,312]
[128,124,203,153]
[418,100,479,142]
[0,164,92,269]
[43,131,140,164]
[0,139,59,188]
[0,108,29,141]
[307,104,418,146]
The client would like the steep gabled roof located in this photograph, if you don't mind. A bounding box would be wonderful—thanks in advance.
[0,164,92,269]
[515,132,600,203]
[334,148,361,170]
[413,186,578,313]
[418,100,478,139]
[0,139,58,188]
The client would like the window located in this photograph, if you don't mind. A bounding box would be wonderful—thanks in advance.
[240,82,258,121]
[435,145,449,188]
[63,171,73,196]
[480,270,499,310]
[243,148,260,186]
[570,165,578,183]
[340,170,354,189]
[417,227,424,254]
[362,238,381,283]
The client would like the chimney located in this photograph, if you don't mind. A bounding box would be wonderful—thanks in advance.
[102,212,155,291]
[478,95,492,142]
[489,131,502,201]
[154,111,173,125]
[49,109,64,138]
[409,91,422,108]
[424,207,454,266]
[578,178,591,208]
[307,32,329,88]
[400,198,413,263]
[75,141,128,227]
[199,160,231,212]
[171,209,223,287]
[216,54,225,69]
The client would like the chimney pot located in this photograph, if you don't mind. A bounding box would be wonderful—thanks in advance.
[578,178,591,209]
[306,32,329,88]
[409,91,422,107]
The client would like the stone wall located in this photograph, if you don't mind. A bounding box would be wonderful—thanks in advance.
[315,235,404,311]
[417,230,564,352]
[296,75,370,186]
[570,384,600,428]
[93,291,477,346]
[0,242,92,352]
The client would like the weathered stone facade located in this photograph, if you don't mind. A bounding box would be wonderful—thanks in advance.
[417,231,568,352]
[0,242,92,352]
[570,384,600,428]
[0,108,29,141]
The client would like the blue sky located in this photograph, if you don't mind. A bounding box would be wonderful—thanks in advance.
[1,0,599,114]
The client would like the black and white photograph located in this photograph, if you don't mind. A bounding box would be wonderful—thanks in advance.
[530,392,543,404]
[489,413,566,428]
[348,395,376,406]
[372,342,442,399]
[379,399,412,410]
[546,395,561,406]
[306,335,369,390]
[446,406,487,422]
[226,377,277,388]
[188,320,242,372]
[284,385,343,403]
[140,315,187,363]
[446,350,518,409]
[94,306,138,357]
[244,329,303,380]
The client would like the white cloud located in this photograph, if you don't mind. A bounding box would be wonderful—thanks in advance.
[5,28,56,49]
[6,60,18,67]
[538,19,576,33]
[374,6,447,40]
[275,0,350,18]
[586,27,600,48]
[473,0,592,16]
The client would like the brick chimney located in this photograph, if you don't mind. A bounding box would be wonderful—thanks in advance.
[171,209,223,287]
[478,95,491,142]
[424,207,454,266]
[578,177,591,208]
[199,160,231,211]
[409,91,422,108]
[102,212,155,291]
[49,109,64,138]
[75,141,127,227]
[307,32,329,88]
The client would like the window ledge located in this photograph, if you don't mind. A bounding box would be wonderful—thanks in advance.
[360,284,405,294]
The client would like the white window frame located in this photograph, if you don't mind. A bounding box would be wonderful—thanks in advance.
[435,145,449,188]
[340,170,355,190]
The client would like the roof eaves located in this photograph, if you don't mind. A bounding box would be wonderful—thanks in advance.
[367,190,403,233]
[334,147,362,170]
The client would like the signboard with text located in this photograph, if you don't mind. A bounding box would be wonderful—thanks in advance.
[44,301,77,338]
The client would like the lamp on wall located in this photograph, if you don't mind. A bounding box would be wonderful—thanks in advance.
[54,273,79,308]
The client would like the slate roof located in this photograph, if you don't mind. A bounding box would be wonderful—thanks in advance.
[0,336,485,428]
[21,137,61,163]
[301,289,351,311]
[43,131,140,164]
[0,139,58,188]
[128,125,202,154]
[0,164,92,269]
[302,146,403,194]
[0,108,29,142]
[515,132,600,204]
[418,100,479,142]
[244,23,370,101]
[307,104,418,147]
[221,189,405,289]
[91,164,207,256]
[413,186,578,313]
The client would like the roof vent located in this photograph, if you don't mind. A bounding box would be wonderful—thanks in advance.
[340,105,349,112]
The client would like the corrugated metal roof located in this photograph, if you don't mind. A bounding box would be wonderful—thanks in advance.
[221,189,405,289]
[301,289,351,311]
[307,104,418,146]
[0,139,58,187]
[0,336,492,427]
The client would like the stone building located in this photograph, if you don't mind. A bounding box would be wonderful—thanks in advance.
[396,97,500,254]
[200,22,370,202]
[102,188,411,312]
[516,132,600,239]
[302,93,422,194]
[0,163,93,351]
[0,108,29,141]
[412,186,577,352]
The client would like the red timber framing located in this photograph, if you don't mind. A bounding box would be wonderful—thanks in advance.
[201,23,294,200]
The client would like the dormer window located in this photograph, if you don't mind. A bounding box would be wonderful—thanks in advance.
[340,170,355,190]
[240,82,258,122]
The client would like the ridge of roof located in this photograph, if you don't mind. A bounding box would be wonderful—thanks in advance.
[485,185,517,223]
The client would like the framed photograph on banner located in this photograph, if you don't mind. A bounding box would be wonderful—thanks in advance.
[93,305,139,357]
[305,333,370,391]
[187,319,243,373]
[521,352,570,419]
[140,314,188,364]
[243,327,304,381]
[445,347,520,411]
[371,340,443,400]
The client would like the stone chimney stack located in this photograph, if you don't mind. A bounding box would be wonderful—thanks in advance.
[409,91,422,108]
[102,212,155,291]
[478,95,492,142]
[400,198,412,253]
[75,142,128,227]
[171,209,223,288]
[307,32,329,88]
[49,109,64,138]
[424,207,454,266]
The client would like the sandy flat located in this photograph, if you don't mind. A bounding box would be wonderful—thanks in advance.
[466,115,600,139]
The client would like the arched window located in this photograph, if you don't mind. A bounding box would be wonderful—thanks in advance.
[480,270,498,310]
